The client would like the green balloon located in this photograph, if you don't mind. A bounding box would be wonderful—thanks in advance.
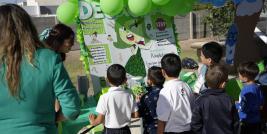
[149,3,159,13]
[56,2,78,25]
[179,0,195,15]
[160,0,192,16]
[128,0,152,16]
[68,0,78,3]
[152,0,170,6]
[100,0,124,16]
[124,0,128,5]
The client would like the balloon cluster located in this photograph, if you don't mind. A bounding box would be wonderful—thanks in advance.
[100,0,196,17]
[56,0,196,25]
[56,0,79,25]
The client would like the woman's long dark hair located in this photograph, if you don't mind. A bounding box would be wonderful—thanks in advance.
[0,4,42,97]
[44,24,74,61]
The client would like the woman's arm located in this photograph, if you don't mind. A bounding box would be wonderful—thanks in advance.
[53,54,81,120]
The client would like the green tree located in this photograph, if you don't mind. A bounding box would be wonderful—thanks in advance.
[202,1,235,39]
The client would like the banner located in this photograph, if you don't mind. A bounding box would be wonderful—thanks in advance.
[79,1,179,91]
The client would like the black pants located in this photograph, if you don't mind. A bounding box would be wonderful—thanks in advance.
[103,126,131,134]
[164,131,192,134]
[240,122,262,134]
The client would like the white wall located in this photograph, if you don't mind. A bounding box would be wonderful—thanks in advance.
[26,0,38,6]
[22,6,40,16]
[35,0,66,6]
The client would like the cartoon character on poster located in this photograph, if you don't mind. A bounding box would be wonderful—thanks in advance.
[113,16,153,77]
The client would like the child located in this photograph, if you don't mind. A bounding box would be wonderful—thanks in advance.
[138,66,165,134]
[89,64,138,134]
[156,53,193,134]
[193,42,223,94]
[236,62,264,134]
[257,71,267,132]
[40,23,75,61]
[191,65,239,134]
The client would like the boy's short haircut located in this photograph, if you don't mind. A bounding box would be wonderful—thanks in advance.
[205,65,228,89]
[238,62,259,81]
[107,64,126,86]
[148,66,165,87]
[202,42,223,63]
[161,53,181,78]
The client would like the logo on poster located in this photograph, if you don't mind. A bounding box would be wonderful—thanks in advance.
[156,18,166,31]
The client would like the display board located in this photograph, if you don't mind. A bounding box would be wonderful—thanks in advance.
[79,1,179,91]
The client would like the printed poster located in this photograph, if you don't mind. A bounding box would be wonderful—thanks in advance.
[79,1,179,91]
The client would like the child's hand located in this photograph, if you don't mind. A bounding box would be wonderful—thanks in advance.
[89,114,96,124]
[88,114,104,127]
[55,99,61,112]
[135,94,143,103]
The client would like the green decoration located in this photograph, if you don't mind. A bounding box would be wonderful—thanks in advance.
[179,71,197,88]
[100,0,124,16]
[76,19,91,74]
[160,0,179,16]
[124,0,128,5]
[225,79,243,101]
[177,0,196,16]
[128,0,152,16]
[257,60,265,73]
[125,48,146,77]
[131,85,146,96]
[152,0,170,6]
[160,0,193,16]
[68,0,78,3]
[56,2,78,25]
[149,3,159,13]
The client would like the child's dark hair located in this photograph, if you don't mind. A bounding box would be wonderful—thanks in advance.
[44,24,74,61]
[205,65,228,89]
[202,42,223,63]
[238,62,259,81]
[148,66,165,87]
[161,53,181,77]
[107,64,127,86]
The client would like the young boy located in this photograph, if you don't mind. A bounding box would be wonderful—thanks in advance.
[89,64,138,134]
[257,71,267,132]
[236,62,264,134]
[138,66,165,134]
[156,53,193,134]
[191,65,239,134]
[194,41,223,94]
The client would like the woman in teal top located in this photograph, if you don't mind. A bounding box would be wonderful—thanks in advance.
[0,4,80,134]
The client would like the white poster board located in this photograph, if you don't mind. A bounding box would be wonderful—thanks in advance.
[79,1,179,92]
